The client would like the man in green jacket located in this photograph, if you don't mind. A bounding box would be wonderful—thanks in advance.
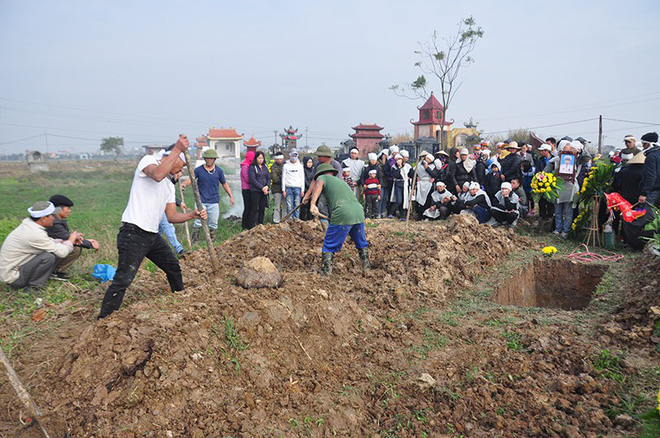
[310,163,370,276]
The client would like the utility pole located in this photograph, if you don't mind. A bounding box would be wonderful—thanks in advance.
[305,127,308,149]
[598,115,602,155]
[273,130,277,147]
[43,131,49,153]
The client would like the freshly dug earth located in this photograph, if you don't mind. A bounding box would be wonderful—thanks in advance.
[2,217,657,437]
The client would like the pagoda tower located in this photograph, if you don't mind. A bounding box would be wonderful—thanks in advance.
[243,135,262,154]
[411,92,454,145]
[279,126,303,150]
[349,123,384,158]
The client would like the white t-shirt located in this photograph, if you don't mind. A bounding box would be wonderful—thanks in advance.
[121,155,175,233]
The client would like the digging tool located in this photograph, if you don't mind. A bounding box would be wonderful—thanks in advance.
[405,162,419,227]
[182,148,218,269]
[280,202,303,223]
[0,347,51,438]
[178,177,192,251]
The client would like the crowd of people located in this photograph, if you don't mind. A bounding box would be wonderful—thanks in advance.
[2,131,658,317]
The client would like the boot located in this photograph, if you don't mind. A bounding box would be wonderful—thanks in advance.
[191,227,200,244]
[210,229,217,241]
[358,248,371,271]
[321,252,334,276]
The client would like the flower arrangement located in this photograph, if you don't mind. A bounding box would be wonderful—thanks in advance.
[531,172,563,202]
[542,246,558,256]
[578,161,615,203]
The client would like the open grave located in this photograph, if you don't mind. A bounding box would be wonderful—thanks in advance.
[493,258,607,310]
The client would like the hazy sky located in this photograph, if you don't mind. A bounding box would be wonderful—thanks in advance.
[1,0,659,154]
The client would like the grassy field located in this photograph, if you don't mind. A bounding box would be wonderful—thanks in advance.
[0,159,242,355]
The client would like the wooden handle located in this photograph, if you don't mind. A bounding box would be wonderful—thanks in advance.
[183,150,218,269]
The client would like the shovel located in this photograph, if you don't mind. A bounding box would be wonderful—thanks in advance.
[0,347,51,438]
[178,176,192,251]
[182,149,218,270]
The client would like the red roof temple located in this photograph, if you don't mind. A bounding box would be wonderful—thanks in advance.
[411,92,454,142]
[349,123,384,158]
[279,126,303,150]
[243,135,262,153]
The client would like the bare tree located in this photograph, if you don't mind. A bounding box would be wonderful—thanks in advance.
[391,16,484,149]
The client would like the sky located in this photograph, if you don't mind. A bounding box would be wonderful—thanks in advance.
[1,0,659,155]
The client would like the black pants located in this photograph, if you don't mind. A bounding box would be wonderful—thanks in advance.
[241,189,252,230]
[365,194,379,218]
[99,223,183,318]
[492,209,519,225]
[249,191,267,228]
[538,197,555,219]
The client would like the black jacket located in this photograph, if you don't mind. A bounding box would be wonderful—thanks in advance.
[500,153,522,182]
[463,193,491,210]
[249,164,271,192]
[47,217,93,249]
[614,164,643,204]
[475,161,487,187]
[302,156,315,191]
[485,172,502,202]
[641,146,660,196]
[452,161,477,189]
[360,162,381,185]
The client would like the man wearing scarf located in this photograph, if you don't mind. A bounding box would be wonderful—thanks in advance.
[388,154,413,219]
[459,182,492,223]
[415,152,436,220]
[491,182,520,228]
[342,148,365,199]
[423,181,456,220]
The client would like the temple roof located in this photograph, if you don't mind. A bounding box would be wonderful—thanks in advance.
[351,123,384,131]
[349,131,384,139]
[208,128,244,140]
[244,135,261,147]
[419,92,444,110]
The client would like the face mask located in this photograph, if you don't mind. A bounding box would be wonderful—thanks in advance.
[291,156,299,163]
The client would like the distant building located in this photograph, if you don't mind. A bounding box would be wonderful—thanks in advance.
[279,126,303,150]
[411,92,454,145]
[208,128,243,159]
[349,123,384,158]
[243,135,262,154]
[26,150,48,172]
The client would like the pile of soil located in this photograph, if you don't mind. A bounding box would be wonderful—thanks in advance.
[598,256,660,350]
[3,217,652,436]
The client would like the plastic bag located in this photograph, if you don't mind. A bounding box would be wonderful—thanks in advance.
[92,264,116,283]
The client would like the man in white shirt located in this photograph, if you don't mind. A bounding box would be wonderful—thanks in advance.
[98,135,207,319]
[342,148,365,199]
[0,201,81,290]
[282,149,305,220]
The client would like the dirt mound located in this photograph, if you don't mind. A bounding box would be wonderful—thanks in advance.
[599,256,660,350]
[8,219,641,436]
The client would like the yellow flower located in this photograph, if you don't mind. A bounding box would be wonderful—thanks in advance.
[542,246,558,254]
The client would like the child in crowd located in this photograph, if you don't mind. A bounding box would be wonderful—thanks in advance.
[342,167,357,191]
[363,169,381,219]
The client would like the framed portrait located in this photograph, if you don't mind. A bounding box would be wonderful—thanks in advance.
[558,153,576,182]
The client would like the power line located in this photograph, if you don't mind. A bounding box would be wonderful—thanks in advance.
[602,117,660,126]
[0,134,46,145]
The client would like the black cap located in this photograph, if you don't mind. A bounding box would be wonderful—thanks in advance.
[641,132,659,143]
[49,194,74,207]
